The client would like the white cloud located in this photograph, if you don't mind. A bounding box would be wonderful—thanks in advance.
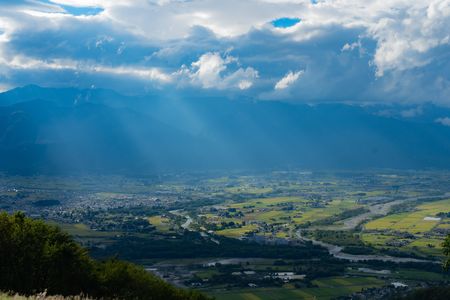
[190,52,231,88]
[436,117,450,126]
[0,0,449,103]
[400,107,423,118]
[275,70,304,90]
[238,80,253,90]
[178,52,258,90]
[1,54,171,83]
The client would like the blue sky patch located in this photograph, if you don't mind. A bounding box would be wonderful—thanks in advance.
[271,17,301,28]
[60,5,103,16]
[41,0,103,16]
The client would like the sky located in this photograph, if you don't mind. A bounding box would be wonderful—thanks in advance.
[0,0,449,105]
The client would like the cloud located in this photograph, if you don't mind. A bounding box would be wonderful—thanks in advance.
[275,70,304,90]
[176,52,258,90]
[0,0,449,104]
[400,107,423,118]
[436,117,450,126]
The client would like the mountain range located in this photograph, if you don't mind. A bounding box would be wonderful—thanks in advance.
[1,85,450,174]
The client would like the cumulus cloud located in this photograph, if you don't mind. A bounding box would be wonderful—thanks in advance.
[275,70,304,90]
[176,52,258,90]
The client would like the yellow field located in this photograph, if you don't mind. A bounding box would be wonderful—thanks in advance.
[148,215,172,232]
[215,224,258,238]
[230,197,306,209]
[362,199,450,256]
[364,199,450,233]
[294,199,358,224]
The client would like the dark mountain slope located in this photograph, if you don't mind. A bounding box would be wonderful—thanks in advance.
[1,85,450,174]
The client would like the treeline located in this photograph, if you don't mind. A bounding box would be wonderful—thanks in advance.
[401,286,450,300]
[92,231,330,260]
[0,212,209,300]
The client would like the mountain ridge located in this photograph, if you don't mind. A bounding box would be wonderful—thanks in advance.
[1,85,450,174]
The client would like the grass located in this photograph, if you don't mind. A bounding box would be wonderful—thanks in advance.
[362,198,450,256]
[148,216,173,232]
[364,212,438,233]
[49,222,118,238]
[294,199,358,224]
[364,199,450,233]
[215,225,258,238]
[394,269,450,281]
[230,197,306,209]
[361,232,396,247]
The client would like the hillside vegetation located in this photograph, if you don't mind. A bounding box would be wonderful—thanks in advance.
[0,212,209,300]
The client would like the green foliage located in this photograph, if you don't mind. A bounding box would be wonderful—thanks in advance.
[0,212,94,295]
[93,231,329,260]
[402,286,450,300]
[443,234,450,270]
[0,212,210,300]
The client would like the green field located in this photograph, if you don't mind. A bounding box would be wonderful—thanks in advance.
[215,224,258,237]
[362,198,450,255]
[364,199,450,233]
[148,215,173,232]
[207,276,384,300]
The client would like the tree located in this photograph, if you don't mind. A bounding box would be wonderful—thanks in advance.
[0,212,210,300]
[0,212,94,295]
[443,234,450,270]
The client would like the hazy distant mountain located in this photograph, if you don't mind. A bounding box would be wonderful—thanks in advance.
[1,85,450,174]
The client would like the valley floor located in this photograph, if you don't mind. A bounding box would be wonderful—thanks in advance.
[2,170,450,299]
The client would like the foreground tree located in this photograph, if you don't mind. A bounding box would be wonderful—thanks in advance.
[401,234,450,299]
[443,234,450,271]
[0,212,209,300]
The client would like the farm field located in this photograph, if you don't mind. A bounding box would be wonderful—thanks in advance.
[3,171,450,299]
[207,276,385,300]
[362,198,450,256]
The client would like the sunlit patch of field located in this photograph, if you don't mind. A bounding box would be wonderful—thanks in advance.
[255,210,289,222]
[225,186,273,195]
[406,238,443,256]
[148,215,172,232]
[364,212,438,233]
[230,197,306,209]
[362,198,450,256]
[51,222,117,238]
[275,231,291,238]
[364,199,450,234]
[207,177,231,184]
[437,223,450,229]
[293,199,358,224]
[361,232,395,247]
[215,225,258,238]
